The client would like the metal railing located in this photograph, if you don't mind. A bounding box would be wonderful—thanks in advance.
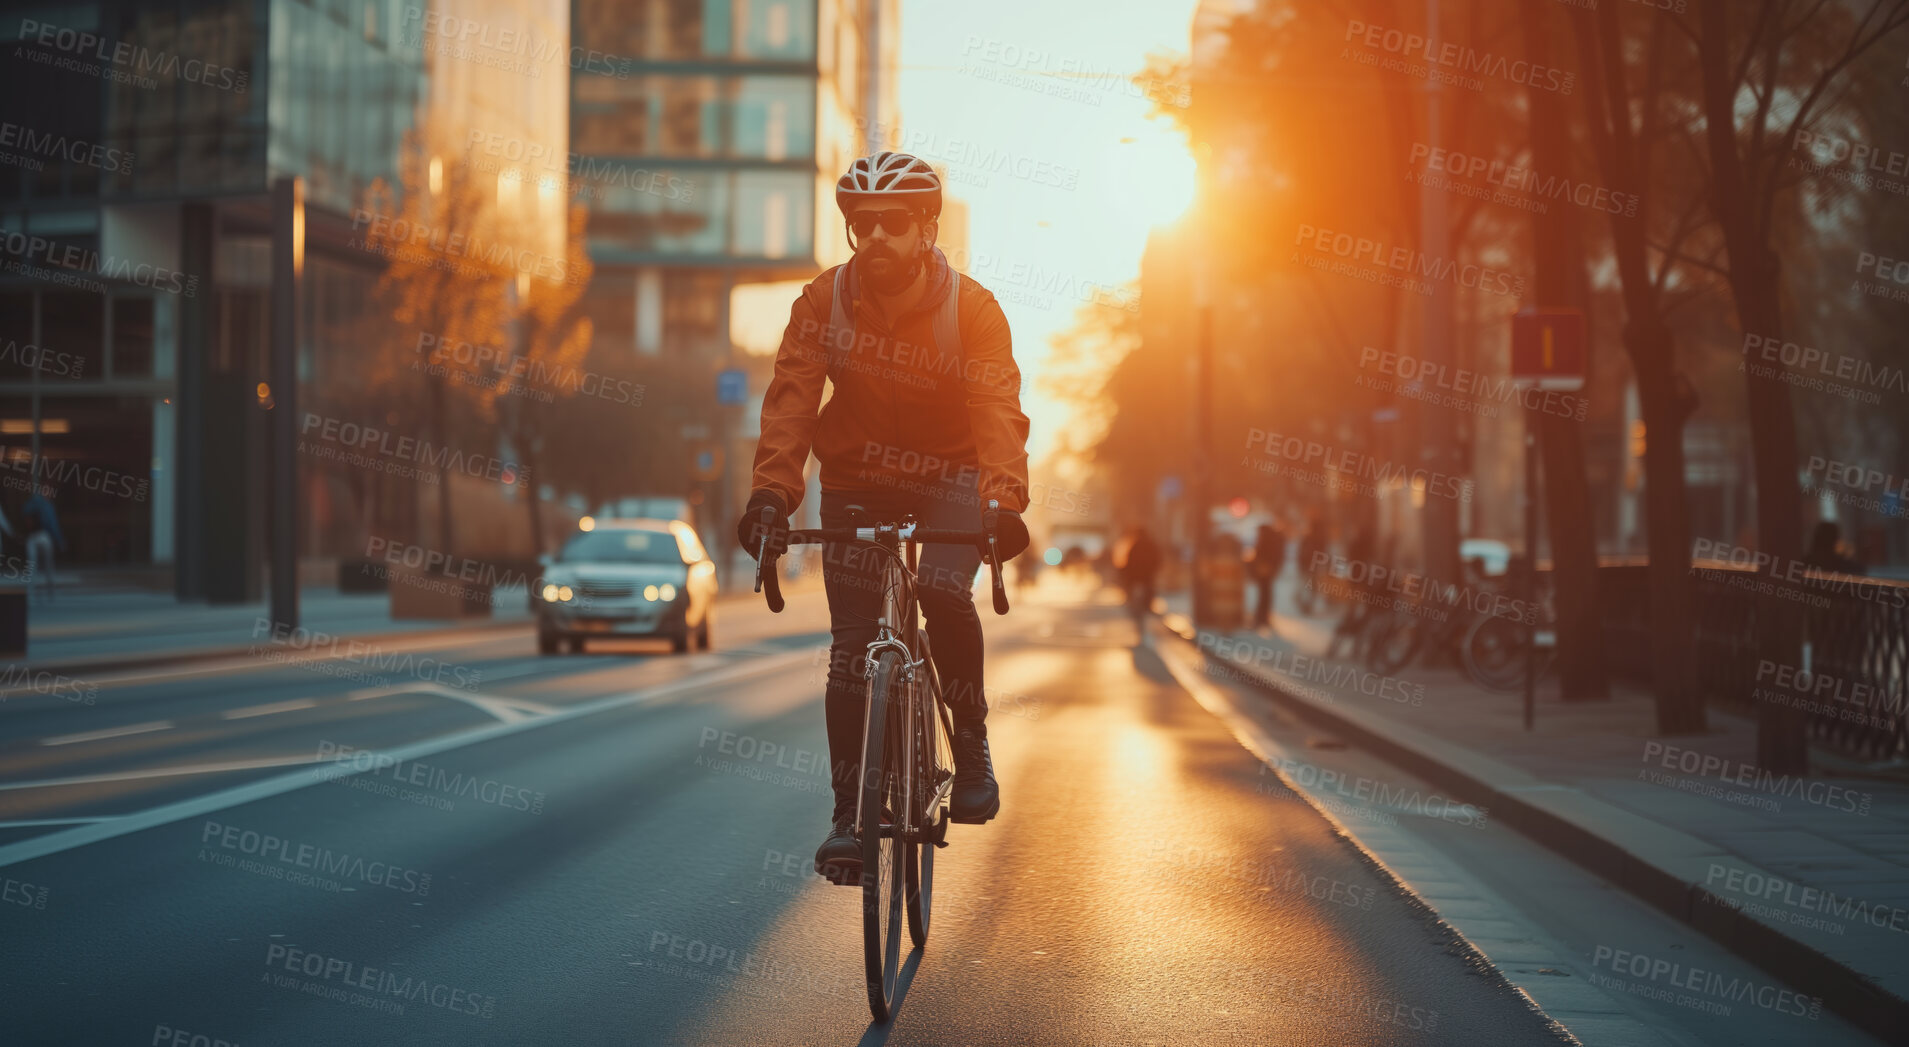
[1593,559,1908,761]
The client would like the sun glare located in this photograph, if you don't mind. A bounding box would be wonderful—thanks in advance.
[1106,127,1199,233]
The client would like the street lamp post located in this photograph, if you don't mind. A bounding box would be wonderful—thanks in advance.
[1191,248,1213,625]
[269,176,304,633]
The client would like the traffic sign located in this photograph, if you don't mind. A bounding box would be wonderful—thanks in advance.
[1511,307,1586,391]
[691,446,724,481]
[717,368,747,405]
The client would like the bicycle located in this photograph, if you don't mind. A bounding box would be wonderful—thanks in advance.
[1462,569,1557,692]
[753,503,1010,1022]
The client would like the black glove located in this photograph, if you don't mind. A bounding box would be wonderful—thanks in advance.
[981,504,1030,562]
[736,490,791,560]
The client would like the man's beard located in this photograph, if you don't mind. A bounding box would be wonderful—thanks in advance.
[861,246,921,295]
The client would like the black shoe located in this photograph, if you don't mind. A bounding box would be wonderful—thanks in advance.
[950,725,1000,823]
[814,809,861,886]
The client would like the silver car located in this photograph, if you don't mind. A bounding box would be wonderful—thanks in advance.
[534,519,718,654]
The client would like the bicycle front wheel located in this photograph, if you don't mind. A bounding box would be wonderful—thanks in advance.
[906,642,950,948]
[861,650,910,1022]
[1366,610,1422,675]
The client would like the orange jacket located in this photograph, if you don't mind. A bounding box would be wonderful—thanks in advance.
[749,249,1030,514]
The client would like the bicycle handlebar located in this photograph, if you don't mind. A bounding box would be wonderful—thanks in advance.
[752,509,1011,616]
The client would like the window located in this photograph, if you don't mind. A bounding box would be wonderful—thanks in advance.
[659,78,718,157]
[112,297,155,378]
[41,291,104,382]
[0,293,31,380]
[582,276,635,356]
[732,170,810,259]
[736,0,815,59]
[559,528,686,564]
[664,271,724,345]
[585,167,725,257]
[732,77,814,160]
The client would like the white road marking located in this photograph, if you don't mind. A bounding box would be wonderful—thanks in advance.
[39,720,174,747]
[0,647,816,868]
[344,682,556,723]
[221,698,320,720]
[1,755,320,790]
[0,624,529,699]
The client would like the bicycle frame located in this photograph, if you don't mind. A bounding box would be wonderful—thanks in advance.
[854,529,954,847]
[749,508,1000,1021]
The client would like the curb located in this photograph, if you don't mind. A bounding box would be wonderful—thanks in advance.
[1160,618,1909,1046]
[11,619,534,680]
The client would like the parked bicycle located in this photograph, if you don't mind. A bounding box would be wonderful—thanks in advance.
[1461,561,1557,692]
[754,505,1010,1022]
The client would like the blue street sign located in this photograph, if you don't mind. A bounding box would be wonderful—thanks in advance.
[717,368,747,405]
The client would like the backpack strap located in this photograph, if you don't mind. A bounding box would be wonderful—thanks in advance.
[827,265,852,382]
[825,263,962,379]
[932,270,963,364]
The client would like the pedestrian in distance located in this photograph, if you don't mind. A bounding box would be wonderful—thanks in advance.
[1803,520,1863,576]
[1248,520,1285,629]
[1115,526,1162,631]
[22,490,64,603]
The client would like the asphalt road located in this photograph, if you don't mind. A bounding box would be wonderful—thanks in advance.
[4,579,1576,1045]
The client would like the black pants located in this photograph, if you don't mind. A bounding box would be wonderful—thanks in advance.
[819,479,985,820]
[1251,574,1276,625]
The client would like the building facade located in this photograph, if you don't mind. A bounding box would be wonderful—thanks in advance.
[569,0,898,360]
[0,0,566,593]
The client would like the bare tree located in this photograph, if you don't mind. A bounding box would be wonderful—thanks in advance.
[1691,0,1909,768]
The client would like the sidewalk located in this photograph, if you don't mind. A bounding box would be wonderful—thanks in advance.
[13,578,535,675]
[1161,579,1909,1044]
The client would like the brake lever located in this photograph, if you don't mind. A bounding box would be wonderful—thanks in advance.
[753,505,784,613]
[981,499,1010,615]
[987,536,1009,615]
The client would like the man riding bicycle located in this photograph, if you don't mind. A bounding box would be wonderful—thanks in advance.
[735,152,1031,884]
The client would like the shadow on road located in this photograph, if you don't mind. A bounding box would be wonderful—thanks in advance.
[855,948,927,1046]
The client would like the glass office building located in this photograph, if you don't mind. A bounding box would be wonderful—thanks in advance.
[570,0,899,358]
[0,0,565,586]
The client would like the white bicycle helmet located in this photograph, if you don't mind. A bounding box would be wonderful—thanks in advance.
[835,152,941,219]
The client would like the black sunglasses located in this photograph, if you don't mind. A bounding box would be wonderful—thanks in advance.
[848,210,918,238]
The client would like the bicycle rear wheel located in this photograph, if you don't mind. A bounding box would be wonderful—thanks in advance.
[1463,614,1528,692]
[861,650,911,1022]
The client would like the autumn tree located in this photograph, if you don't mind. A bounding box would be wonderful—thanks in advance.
[476,202,594,558]
[362,119,518,556]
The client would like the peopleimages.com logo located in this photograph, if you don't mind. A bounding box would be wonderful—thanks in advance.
[0,121,134,174]
[0,228,198,297]
[14,18,250,92]
[262,943,496,1018]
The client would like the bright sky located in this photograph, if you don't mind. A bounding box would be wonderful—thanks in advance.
[733,0,1200,463]
[896,0,1200,462]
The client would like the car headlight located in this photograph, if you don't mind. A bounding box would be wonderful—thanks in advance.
[541,583,560,602]
[643,584,659,601]
[558,585,573,601]
[660,583,676,601]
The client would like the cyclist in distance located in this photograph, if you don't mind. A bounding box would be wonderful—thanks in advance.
[735,152,1032,884]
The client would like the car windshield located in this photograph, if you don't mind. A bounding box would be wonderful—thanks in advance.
[557,529,684,565]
